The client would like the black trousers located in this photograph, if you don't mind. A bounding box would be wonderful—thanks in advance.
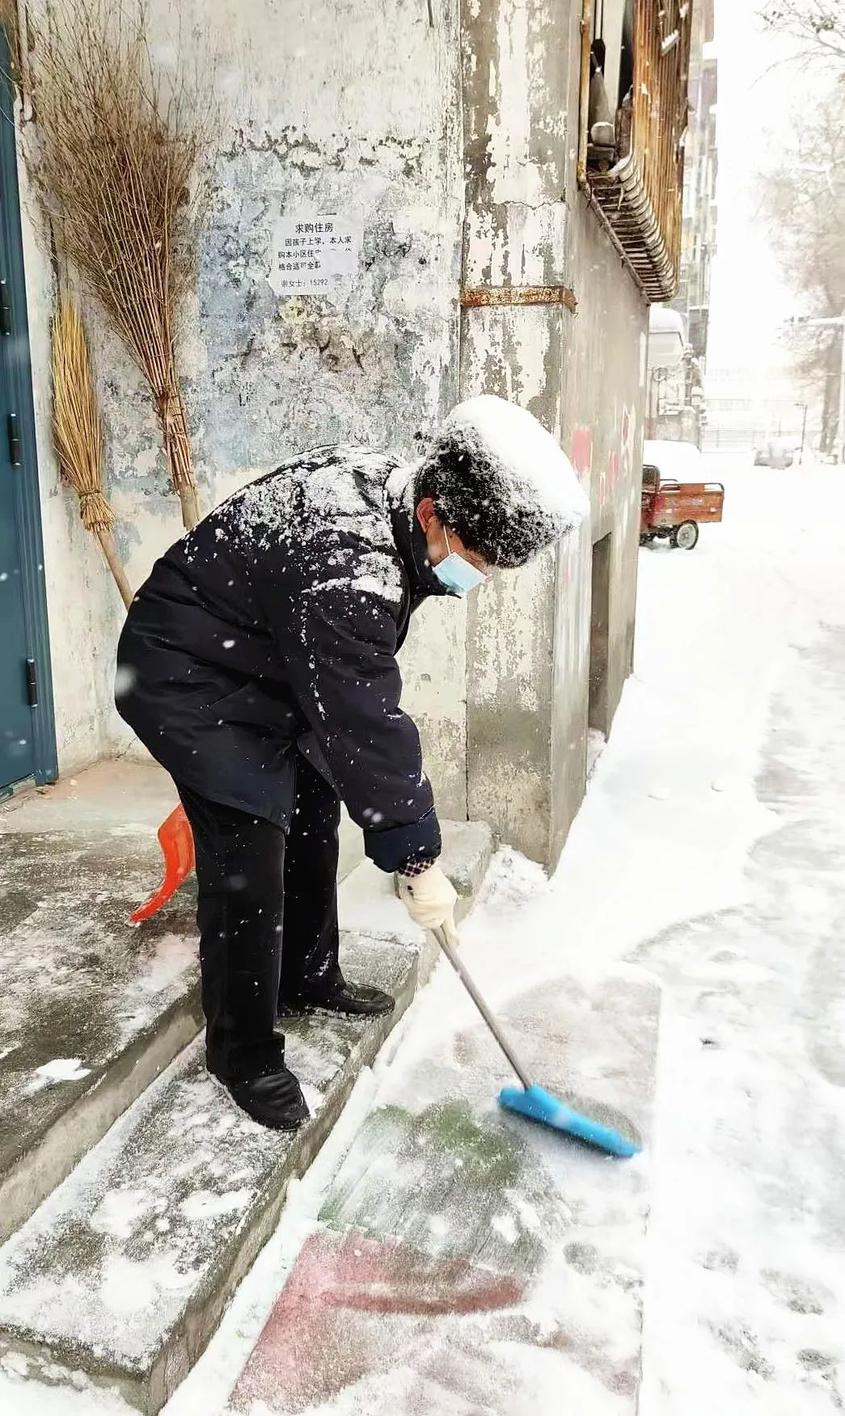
[177,754,343,1082]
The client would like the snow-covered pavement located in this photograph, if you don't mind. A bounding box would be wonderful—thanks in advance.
[574,457,845,1415]
[185,455,845,1416]
[633,462,845,1415]
[2,457,844,1414]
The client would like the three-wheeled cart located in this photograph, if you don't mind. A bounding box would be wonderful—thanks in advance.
[640,462,724,550]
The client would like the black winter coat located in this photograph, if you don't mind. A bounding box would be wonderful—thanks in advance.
[116,445,447,872]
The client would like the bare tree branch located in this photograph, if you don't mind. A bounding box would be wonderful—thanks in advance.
[760,1,845,65]
[758,74,845,447]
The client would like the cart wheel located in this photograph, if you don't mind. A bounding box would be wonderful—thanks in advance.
[671,520,699,550]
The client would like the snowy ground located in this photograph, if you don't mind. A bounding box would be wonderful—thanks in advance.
[2,455,844,1413]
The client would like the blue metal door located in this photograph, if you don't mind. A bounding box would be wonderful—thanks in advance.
[0,345,35,789]
[0,31,56,794]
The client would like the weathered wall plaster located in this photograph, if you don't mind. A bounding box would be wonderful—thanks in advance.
[461,0,647,866]
[16,0,648,874]
[18,0,466,858]
[461,305,570,864]
[558,0,646,759]
[562,201,647,749]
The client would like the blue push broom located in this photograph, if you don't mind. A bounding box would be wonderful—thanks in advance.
[433,927,641,1159]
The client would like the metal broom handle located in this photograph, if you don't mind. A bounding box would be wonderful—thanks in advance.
[433,926,533,1091]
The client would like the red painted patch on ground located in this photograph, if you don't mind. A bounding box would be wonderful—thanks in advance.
[231,1228,524,1412]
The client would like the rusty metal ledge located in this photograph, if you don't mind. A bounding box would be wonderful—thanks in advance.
[460,285,578,314]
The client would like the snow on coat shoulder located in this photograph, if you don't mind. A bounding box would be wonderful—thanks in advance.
[223,444,405,604]
[445,395,589,540]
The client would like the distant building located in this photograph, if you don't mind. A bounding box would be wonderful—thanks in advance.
[647,0,717,445]
[646,307,704,444]
[674,0,718,366]
[704,365,820,456]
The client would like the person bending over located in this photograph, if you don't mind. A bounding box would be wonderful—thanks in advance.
[116,396,587,1129]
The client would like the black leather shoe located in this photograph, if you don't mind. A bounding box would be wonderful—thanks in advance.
[282,980,395,1018]
[213,1066,310,1131]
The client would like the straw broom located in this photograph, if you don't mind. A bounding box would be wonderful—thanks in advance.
[0,3,19,74]
[26,0,213,531]
[1,0,32,120]
[52,295,134,611]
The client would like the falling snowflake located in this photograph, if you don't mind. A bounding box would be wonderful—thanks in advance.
[114,665,137,698]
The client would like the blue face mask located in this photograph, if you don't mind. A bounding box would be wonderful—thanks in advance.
[433,529,487,597]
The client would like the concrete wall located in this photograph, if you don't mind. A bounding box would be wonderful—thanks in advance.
[461,0,572,866]
[461,0,648,867]
[18,0,467,826]
[554,199,647,863]
[564,205,648,736]
[15,0,649,871]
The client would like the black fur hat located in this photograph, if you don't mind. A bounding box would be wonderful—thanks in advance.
[414,396,588,567]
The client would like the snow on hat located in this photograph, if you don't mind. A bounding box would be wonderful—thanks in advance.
[419,395,589,568]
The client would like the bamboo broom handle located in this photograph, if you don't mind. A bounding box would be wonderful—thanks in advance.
[95,528,134,610]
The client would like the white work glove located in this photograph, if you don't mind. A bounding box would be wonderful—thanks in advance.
[397,863,457,933]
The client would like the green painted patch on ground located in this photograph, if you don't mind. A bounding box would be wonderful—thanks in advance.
[418,1100,522,1187]
[319,1097,554,1275]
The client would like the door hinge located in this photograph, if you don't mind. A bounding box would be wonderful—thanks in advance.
[7,412,22,466]
[0,278,11,337]
[25,658,38,707]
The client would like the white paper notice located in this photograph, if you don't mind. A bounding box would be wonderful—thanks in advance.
[268,215,363,297]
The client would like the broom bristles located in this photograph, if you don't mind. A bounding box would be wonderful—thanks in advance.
[51,295,111,534]
[0,2,18,50]
[28,0,214,529]
[52,294,135,611]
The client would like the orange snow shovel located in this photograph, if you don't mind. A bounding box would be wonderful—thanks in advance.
[130,805,195,923]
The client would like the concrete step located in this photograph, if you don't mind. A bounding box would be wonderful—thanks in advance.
[0,821,495,1414]
[0,761,201,1242]
[0,755,490,1248]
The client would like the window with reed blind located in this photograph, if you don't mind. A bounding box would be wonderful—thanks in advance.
[579,0,693,303]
